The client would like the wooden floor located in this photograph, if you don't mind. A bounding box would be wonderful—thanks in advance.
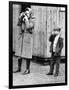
[13,56,65,86]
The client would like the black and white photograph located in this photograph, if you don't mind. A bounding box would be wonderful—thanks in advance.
[9,1,67,89]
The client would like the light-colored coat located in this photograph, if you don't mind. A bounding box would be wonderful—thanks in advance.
[15,18,34,59]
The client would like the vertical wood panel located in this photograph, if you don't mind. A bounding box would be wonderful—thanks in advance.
[13,4,21,53]
[31,6,47,57]
[59,12,65,56]
[13,5,65,58]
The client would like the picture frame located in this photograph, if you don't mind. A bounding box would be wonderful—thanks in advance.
[9,1,67,89]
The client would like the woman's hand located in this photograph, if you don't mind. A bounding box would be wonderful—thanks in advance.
[23,15,28,22]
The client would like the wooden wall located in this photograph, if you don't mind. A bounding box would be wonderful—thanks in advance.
[13,5,65,58]
[13,4,21,54]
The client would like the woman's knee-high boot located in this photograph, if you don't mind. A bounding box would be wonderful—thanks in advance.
[13,58,22,73]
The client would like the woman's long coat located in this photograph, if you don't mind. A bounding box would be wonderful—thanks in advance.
[15,18,34,59]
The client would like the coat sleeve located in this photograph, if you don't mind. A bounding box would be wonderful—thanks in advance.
[55,38,63,54]
[49,35,53,42]
[59,38,63,50]
[49,34,55,42]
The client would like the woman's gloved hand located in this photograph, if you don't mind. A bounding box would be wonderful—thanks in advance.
[23,15,28,22]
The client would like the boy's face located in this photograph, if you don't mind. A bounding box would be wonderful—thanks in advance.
[54,30,59,35]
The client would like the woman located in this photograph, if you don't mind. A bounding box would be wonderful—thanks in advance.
[14,7,35,75]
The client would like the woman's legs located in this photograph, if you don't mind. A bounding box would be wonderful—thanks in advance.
[26,59,30,70]
[13,57,22,73]
[23,59,30,75]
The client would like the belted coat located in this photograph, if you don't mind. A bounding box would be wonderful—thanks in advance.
[15,18,34,59]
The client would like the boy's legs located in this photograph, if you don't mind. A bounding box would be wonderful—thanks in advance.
[54,56,60,76]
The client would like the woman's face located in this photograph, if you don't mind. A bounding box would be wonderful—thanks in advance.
[25,11,30,18]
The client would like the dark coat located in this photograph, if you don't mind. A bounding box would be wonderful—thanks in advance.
[49,34,63,56]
